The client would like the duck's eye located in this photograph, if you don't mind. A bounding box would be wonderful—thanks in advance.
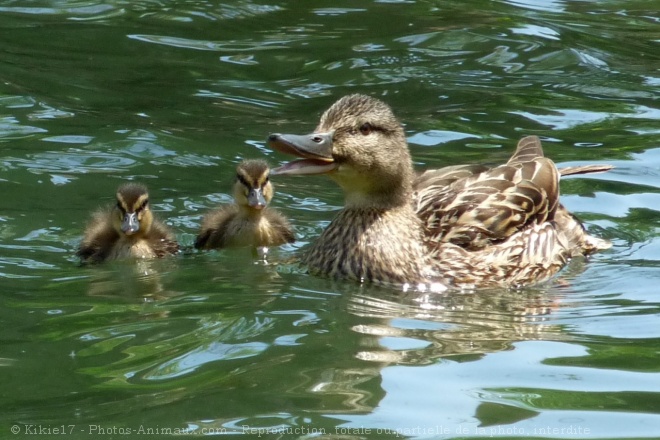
[116,202,125,213]
[359,123,373,135]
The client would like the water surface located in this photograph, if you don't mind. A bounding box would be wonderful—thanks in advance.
[1,0,659,438]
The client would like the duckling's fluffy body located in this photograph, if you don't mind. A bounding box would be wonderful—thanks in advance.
[195,204,294,249]
[77,183,179,263]
[268,94,610,289]
[195,159,295,250]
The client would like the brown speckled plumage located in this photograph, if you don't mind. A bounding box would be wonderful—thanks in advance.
[268,94,611,289]
[194,159,295,250]
[77,183,179,263]
[305,206,433,285]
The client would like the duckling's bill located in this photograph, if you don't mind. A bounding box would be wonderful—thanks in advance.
[268,132,337,176]
[121,212,140,235]
[247,188,267,209]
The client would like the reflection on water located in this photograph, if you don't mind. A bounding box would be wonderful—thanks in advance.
[0,0,658,437]
[348,287,562,364]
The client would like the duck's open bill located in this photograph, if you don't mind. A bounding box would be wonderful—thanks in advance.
[268,133,337,175]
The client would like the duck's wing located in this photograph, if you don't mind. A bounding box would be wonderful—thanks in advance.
[414,164,491,190]
[77,209,119,263]
[416,136,560,250]
[193,228,214,250]
[149,220,179,257]
[264,209,296,245]
[194,207,236,250]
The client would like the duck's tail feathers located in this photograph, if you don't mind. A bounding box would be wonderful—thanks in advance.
[582,234,612,253]
[559,164,614,176]
[508,136,544,164]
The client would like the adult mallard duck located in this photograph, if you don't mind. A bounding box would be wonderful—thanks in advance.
[194,159,295,250]
[77,183,179,263]
[267,94,610,289]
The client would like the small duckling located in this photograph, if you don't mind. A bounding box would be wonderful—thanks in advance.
[194,159,295,250]
[77,183,179,263]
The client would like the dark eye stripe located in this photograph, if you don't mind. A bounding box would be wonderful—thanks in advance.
[136,200,148,213]
[236,173,251,189]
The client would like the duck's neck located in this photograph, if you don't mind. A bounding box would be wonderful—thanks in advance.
[305,199,431,285]
[238,205,265,220]
[343,191,410,211]
[342,179,413,211]
[332,158,415,211]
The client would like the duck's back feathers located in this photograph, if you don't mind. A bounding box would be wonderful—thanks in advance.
[416,136,559,250]
[434,221,570,287]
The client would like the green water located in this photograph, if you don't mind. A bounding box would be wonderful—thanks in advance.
[1,0,659,438]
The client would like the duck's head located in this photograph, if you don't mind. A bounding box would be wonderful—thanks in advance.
[233,159,273,211]
[113,183,153,237]
[268,94,414,208]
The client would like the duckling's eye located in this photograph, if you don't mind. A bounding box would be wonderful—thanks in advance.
[359,123,373,136]
[116,202,125,214]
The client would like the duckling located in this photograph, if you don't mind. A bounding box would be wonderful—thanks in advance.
[268,94,610,289]
[77,183,179,263]
[194,159,295,250]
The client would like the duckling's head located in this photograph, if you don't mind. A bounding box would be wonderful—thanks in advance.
[113,183,153,237]
[233,159,273,211]
[268,94,414,208]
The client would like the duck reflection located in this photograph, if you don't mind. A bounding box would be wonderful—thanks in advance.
[81,258,178,301]
[346,283,560,365]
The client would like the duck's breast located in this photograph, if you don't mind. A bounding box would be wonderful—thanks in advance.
[108,238,157,260]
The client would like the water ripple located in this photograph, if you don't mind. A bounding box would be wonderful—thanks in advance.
[0,3,116,17]
[145,341,269,380]
[128,34,288,52]
[4,150,136,174]
[0,116,47,140]
[511,105,660,130]
[0,257,56,271]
